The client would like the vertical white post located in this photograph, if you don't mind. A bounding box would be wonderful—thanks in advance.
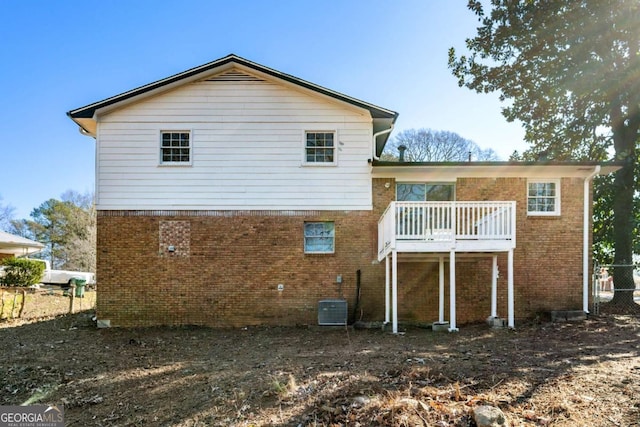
[439,256,445,324]
[392,250,398,334]
[583,166,599,313]
[491,255,498,318]
[508,248,515,328]
[385,255,390,324]
[449,249,458,331]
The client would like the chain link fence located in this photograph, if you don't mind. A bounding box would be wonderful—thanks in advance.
[592,264,640,315]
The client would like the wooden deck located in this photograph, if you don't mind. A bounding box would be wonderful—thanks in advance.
[378,201,516,260]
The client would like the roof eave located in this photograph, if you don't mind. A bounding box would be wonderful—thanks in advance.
[371,160,623,178]
[67,54,399,129]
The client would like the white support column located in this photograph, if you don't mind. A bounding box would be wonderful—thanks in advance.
[491,255,498,318]
[449,249,458,332]
[507,248,515,328]
[385,255,390,324]
[439,256,445,324]
[392,250,398,334]
[583,166,599,313]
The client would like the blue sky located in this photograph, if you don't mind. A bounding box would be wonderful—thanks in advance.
[0,0,527,219]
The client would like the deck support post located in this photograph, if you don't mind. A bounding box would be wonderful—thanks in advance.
[385,255,390,324]
[507,248,514,328]
[449,249,458,332]
[491,255,498,318]
[438,256,445,324]
[391,250,398,334]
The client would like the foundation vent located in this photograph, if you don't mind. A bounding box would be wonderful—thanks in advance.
[318,299,348,326]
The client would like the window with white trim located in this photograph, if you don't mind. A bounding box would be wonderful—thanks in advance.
[304,131,336,164]
[527,179,560,215]
[304,222,335,253]
[160,131,191,164]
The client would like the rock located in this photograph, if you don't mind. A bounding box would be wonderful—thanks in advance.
[473,405,506,427]
[352,395,370,407]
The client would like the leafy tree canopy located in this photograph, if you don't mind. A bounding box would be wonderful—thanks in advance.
[10,191,95,272]
[449,0,640,303]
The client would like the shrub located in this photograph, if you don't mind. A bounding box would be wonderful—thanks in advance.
[0,257,45,287]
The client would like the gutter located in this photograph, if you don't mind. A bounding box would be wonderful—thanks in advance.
[583,165,600,313]
[372,123,394,161]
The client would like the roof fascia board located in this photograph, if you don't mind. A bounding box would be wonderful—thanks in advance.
[68,54,398,121]
[371,161,622,179]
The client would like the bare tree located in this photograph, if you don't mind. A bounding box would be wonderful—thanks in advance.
[0,195,15,232]
[381,128,500,162]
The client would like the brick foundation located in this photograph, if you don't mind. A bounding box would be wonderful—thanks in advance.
[96,177,590,327]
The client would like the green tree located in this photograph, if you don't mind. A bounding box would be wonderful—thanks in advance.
[449,0,639,305]
[12,191,96,272]
[382,128,499,161]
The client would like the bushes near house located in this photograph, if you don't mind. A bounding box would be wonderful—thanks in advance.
[0,257,45,287]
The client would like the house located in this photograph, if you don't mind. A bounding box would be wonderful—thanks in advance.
[0,231,44,260]
[68,54,619,330]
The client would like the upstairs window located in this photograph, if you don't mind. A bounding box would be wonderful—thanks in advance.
[161,131,191,164]
[527,180,560,216]
[304,222,335,253]
[304,131,336,165]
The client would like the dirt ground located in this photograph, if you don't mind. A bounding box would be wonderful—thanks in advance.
[1,294,639,426]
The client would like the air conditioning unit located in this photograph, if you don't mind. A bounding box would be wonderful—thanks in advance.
[318,299,348,326]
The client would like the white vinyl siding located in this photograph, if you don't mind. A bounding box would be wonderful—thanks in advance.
[96,73,373,210]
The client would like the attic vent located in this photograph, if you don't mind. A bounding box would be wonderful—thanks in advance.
[318,299,348,326]
[204,70,264,82]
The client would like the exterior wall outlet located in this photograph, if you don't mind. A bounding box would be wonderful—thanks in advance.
[277,284,284,291]
[336,275,342,284]
[167,245,176,252]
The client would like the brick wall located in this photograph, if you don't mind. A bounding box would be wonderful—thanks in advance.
[364,177,589,325]
[96,176,590,327]
[97,209,387,327]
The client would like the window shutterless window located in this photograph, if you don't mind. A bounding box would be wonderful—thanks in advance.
[396,183,455,201]
[527,180,560,215]
[160,131,191,164]
[304,222,335,253]
[304,131,336,164]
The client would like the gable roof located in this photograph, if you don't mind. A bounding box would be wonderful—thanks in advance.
[67,54,398,155]
[0,231,44,256]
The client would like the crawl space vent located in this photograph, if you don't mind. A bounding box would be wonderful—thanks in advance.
[318,299,348,326]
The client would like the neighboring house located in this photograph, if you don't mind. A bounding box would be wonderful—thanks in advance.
[0,231,44,260]
[68,54,619,330]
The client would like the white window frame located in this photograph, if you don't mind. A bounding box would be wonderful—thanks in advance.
[304,221,335,254]
[527,179,561,216]
[159,130,193,166]
[302,130,338,166]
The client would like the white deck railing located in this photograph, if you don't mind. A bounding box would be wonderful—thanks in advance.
[378,201,516,258]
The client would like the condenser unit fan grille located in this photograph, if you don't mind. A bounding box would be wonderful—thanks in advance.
[318,299,348,325]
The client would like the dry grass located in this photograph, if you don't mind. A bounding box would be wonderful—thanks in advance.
[0,295,639,426]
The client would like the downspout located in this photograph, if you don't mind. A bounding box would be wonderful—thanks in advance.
[583,165,600,313]
[372,123,394,161]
